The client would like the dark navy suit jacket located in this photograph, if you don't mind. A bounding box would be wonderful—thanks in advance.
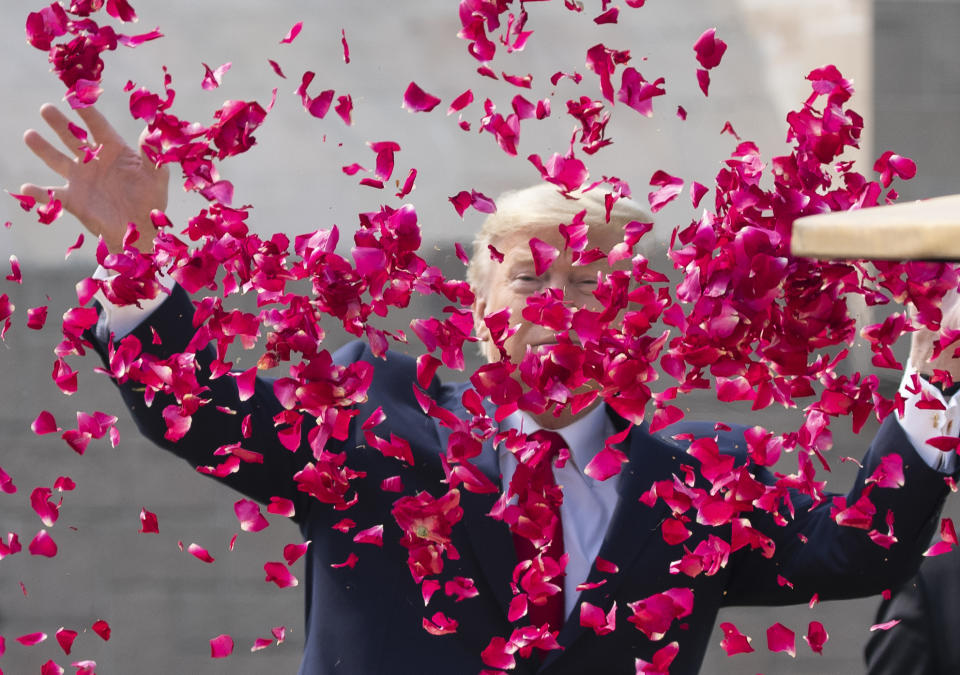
[864,546,960,674]
[94,286,952,674]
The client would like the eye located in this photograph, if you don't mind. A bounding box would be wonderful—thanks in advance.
[510,270,541,287]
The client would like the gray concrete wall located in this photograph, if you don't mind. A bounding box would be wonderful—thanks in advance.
[875,0,960,201]
[0,1,948,674]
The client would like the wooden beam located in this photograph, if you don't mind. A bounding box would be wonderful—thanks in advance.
[790,194,960,260]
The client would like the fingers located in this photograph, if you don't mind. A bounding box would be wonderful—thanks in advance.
[22,128,74,178]
[18,182,65,205]
[74,104,123,147]
[38,103,88,157]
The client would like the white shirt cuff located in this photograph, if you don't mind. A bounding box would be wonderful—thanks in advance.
[92,265,175,340]
[896,366,960,474]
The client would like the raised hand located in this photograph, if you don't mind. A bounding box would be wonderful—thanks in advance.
[21,104,169,254]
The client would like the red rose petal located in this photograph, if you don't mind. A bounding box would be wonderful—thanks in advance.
[280,21,303,44]
[766,622,796,657]
[403,82,442,113]
[210,634,234,658]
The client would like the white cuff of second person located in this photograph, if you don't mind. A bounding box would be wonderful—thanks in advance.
[92,265,175,340]
[897,365,960,474]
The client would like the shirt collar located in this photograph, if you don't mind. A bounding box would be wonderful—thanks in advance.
[503,403,612,474]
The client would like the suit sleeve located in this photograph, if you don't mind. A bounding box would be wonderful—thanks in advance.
[864,576,936,675]
[723,415,952,605]
[865,546,960,675]
[89,284,366,521]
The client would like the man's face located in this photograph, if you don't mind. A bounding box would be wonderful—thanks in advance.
[473,225,622,366]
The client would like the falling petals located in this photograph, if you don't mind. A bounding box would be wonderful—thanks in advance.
[267,496,296,517]
[18,632,48,647]
[341,29,350,63]
[201,62,231,90]
[284,541,310,565]
[584,445,628,481]
[617,68,666,117]
[804,620,828,654]
[29,529,57,557]
[870,619,901,632]
[719,622,754,655]
[423,612,459,636]
[91,619,111,641]
[280,21,303,44]
[0,465,16,494]
[580,601,617,635]
[56,628,77,655]
[353,524,384,547]
[635,641,679,675]
[187,543,215,563]
[448,89,474,115]
[139,508,159,533]
[235,499,270,532]
[6,255,21,283]
[693,28,727,69]
[766,622,796,657]
[264,561,299,587]
[403,82,442,113]
[210,634,234,658]
[32,410,60,435]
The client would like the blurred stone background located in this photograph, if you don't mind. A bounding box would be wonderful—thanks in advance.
[0,0,957,673]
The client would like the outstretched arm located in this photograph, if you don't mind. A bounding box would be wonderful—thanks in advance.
[21,103,169,254]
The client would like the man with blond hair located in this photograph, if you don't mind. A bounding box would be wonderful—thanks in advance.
[20,103,960,674]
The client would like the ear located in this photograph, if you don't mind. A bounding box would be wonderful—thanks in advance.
[472,295,491,342]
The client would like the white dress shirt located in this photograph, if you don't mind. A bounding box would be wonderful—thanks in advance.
[499,406,620,620]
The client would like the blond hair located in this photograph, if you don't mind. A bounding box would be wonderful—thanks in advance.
[466,183,653,298]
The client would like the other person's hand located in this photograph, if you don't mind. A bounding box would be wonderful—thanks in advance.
[21,104,169,254]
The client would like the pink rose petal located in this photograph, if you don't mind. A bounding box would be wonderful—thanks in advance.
[284,541,310,565]
[448,89,474,115]
[423,612,459,636]
[341,28,350,63]
[188,543,215,563]
[41,661,64,675]
[697,68,710,96]
[870,619,901,631]
[264,561,299,588]
[766,622,796,657]
[804,620,828,654]
[56,628,77,655]
[403,82,442,113]
[139,508,159,534]
[17,631,48,646]
[91,619,110,641]
[353,524,384,547]
[210,634,234,658]
[584,445,628,481]
[32,411,60,435]
[529,238,559,276]
[719,622,754,655]
[235,499,270,532]
[693,28,727,69]
[648,170,684,213]
[6,255,21,283]
[280,21,303,44]
[29,529,57,557]
[267,496,296,517]
[0,465,16,494]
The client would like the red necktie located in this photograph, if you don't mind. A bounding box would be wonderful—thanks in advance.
[511,429,567,633]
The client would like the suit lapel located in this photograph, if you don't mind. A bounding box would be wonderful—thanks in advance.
[430,383,518,621]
